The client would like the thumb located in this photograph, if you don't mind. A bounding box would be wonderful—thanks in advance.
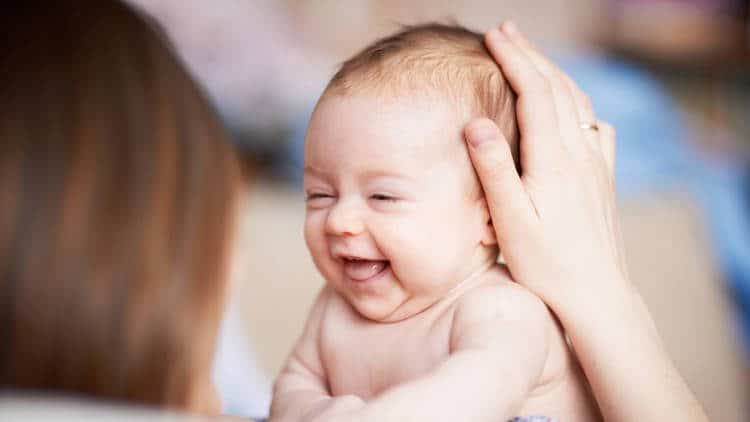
[464,118,536,248]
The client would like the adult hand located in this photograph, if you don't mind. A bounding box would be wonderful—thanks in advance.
[465,22,626,311]
[464,22,709,422]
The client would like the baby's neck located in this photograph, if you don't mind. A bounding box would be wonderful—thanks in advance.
[440,257,497,304]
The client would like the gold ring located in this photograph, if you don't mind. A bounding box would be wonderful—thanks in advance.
[580,122,599,132]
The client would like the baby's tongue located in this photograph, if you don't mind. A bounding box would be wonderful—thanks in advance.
[343,260,387,281]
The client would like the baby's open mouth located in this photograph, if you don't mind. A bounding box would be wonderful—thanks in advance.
[341,257,390,282]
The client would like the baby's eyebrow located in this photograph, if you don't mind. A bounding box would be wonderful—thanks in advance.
[303,165,327,176]
[360,169,410,180]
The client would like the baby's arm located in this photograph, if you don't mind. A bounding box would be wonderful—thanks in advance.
[270,287,363,422]
[352,283,550,422]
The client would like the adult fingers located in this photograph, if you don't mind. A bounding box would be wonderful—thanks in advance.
[464,118,538,249]
[501,24,583,154]
[568,81,597,134]
[501,22,599,149]
[598,120,617,180]
[484,28,563,170]
[591,120,626,274]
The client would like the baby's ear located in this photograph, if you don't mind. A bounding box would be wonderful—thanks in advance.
[477,198,498,247]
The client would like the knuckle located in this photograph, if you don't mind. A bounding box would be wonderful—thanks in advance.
[492,145,518,173]
[475,139,516,179]
[485,156,516,181]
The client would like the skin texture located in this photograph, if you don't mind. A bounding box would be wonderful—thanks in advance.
[461,22,709,422]
[270,93,601,421]
[302,94,495,323]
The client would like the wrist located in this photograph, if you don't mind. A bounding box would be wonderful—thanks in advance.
[551,271,665,351]
[544,267,634,315]
[544,269,663,347]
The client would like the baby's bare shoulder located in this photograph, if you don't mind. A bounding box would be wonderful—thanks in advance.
[454,266,550,324]
[452,268,576,388]
[447,267,553,373]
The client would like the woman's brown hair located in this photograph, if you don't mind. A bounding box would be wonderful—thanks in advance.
[0,0,243,409]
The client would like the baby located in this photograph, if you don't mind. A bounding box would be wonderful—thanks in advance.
[271,24,601,422]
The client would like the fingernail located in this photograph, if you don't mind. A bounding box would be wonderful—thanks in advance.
[503,21,518,36]
[468,120,499,147]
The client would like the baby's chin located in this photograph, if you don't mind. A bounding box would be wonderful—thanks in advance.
[347,292,441,323]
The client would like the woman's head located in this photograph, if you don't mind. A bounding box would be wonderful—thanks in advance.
[0,0,243,411]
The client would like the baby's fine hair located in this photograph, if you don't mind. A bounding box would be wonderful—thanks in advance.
[324,22,519,163]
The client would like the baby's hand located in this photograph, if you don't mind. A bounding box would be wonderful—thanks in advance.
[302,395,365,422]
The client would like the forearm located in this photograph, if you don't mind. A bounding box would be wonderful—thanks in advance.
[554,277,708,422]
[272,390,369,422]
[351,350,530,422]
[273,350,530,422]
[270,362,340,422]
[270,389,331,422]
[271,288,336,422]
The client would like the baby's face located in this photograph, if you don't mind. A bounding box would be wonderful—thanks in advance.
[304,93,496,322]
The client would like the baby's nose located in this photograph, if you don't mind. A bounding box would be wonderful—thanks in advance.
[325,200,365,236]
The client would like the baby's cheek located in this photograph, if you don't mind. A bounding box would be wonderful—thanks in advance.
[380,218,451,285]
[304,214,330,265]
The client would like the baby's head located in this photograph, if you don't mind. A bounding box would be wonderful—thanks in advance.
[304,23,519,322]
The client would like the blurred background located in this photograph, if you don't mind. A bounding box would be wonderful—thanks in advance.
[123,0,749,420]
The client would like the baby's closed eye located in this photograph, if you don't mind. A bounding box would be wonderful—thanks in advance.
[307,192,334,200]
[369,193,399,202]
[305,191,336,208]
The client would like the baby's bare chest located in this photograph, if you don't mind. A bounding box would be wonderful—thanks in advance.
[319,304,454,399]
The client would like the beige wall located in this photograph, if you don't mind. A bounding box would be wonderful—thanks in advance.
[288,0,610,62]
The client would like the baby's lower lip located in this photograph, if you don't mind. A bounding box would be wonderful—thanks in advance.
[342,259,390,283]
